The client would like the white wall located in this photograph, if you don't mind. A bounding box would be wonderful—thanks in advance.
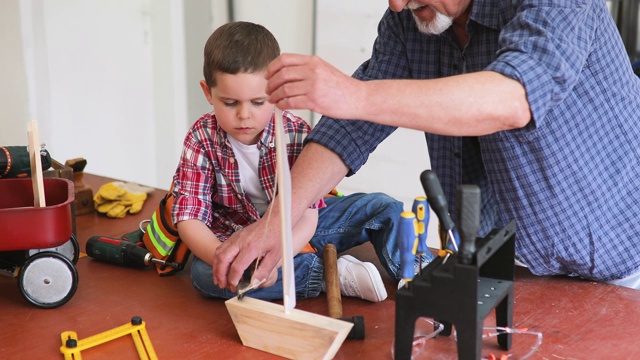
[2,0,439,247]
[2,0,314,189]
[0,1,30,145]
[3,0,426,200]
[315,0,431,206]
[3,0,437,245]
[7,0,168,187]
[315,0,439,248]
[47,0,159,185]
[230,0,314,123]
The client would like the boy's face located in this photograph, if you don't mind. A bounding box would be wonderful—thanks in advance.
[200,71,274,145]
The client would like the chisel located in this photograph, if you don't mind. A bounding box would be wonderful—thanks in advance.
[420,170,459,253]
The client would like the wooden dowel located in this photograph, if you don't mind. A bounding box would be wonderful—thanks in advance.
[323,243,343,318]
[27,121,46,207]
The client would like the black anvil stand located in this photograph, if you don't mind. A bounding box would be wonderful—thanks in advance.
[394,220,516,360]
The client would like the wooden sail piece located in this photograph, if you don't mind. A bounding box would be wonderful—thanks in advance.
[225,109,353,359]
[274,108,296,313]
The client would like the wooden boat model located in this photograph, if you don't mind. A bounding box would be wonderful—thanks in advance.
[226,296,352,359]
[226,109,352,359]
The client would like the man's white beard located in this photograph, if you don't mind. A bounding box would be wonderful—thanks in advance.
[411,9,454,35]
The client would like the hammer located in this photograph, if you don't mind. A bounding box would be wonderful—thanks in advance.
[323,244,365,340]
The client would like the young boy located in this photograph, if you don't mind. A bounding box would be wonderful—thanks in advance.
[172,21,422,302]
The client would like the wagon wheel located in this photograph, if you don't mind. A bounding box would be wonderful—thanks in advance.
[28,234,80,264]
[18,252,79,309]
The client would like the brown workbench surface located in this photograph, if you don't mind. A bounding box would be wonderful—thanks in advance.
[1,173,639,359]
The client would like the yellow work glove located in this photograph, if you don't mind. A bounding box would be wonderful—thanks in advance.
[93,181,151,218]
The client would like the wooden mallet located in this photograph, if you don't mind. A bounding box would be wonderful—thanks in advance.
[323,244,365,340]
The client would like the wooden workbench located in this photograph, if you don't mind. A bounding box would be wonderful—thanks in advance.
[1,173,639,359]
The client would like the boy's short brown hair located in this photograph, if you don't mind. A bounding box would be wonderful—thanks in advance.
[203,21,280,88]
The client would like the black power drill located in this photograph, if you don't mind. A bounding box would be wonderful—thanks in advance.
[86,236,179,269]
[0,146,51,178]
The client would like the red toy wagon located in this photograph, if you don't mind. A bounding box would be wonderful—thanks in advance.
[0,177,80,308]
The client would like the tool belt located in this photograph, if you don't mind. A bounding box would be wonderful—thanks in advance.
[122,183,190,276]
[145,186,190,276]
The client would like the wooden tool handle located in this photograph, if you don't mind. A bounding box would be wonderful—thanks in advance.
[323,244,342,318]
[66,158,89,190]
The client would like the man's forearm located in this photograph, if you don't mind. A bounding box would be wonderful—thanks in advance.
[290,208,318,254]
[262,142,348,251]
[359,71,531,135]
[290,142,349,221]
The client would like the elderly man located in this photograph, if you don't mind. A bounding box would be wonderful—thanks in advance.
[213,0,640,291]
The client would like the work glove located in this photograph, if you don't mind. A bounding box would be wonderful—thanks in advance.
[94,181,152,218]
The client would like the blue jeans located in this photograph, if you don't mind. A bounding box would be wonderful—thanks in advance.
[190,192,432,300]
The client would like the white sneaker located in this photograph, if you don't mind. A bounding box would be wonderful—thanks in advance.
[337,255,387,302]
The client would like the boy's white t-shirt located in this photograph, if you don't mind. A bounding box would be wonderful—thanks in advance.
[227,135,269,216]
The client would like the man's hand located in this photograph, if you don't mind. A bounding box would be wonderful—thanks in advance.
[213,215,283,292]
[265,53,363,120]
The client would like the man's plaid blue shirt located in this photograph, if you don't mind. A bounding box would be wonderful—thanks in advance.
[307,0,640,281]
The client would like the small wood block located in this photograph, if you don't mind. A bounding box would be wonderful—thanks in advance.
[65,157,94,215]
[43,159,77,235]
[225,297,353,360]
[74,187,94,215]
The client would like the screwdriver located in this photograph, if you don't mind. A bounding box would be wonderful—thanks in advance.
[398,211,418,288]
[412,196,429,275]
[456,185,481,265]
[420,170,459,254]
[86,236,179,269]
